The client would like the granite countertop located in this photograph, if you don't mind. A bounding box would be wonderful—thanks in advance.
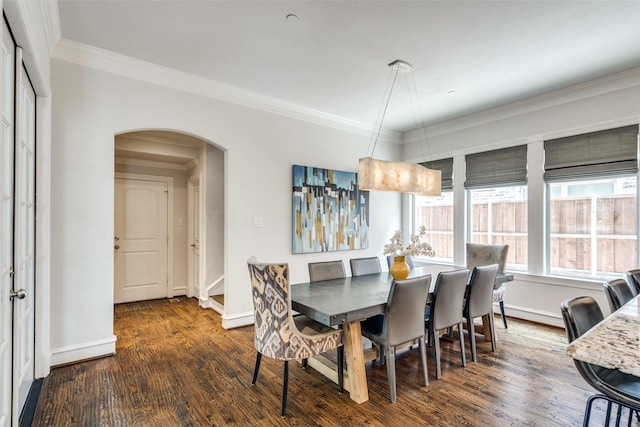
[567,296,640,377]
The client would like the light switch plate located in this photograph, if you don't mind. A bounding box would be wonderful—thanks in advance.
[253,217,263,228]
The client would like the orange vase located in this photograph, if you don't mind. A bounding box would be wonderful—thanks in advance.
[390,256,410,280]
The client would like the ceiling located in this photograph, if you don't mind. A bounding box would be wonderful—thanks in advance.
[56,1,640,134]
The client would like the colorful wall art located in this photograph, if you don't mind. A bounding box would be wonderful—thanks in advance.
[292,164,369,253]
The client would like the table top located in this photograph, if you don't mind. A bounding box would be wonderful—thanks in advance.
[567,295,640,377]
[291,264,455,327]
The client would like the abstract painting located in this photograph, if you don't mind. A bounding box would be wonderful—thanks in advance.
[292,164,369,253]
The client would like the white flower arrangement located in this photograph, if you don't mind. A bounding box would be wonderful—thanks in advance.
[383,226,436,257]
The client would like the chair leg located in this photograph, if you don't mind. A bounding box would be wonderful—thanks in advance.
[487,312,497,352]
[418,336,429,386]
[281,361,289,418]
[337,346,344,393]
[251,352,262,385]
[499,300,508,328]
[301,358,308,369]
[384,345,397,403]
[433,329,442,379]
[458,322,466,368]
[466,314,477,362]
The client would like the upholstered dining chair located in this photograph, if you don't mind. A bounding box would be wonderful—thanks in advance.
[603,278,636,313]
[361,275,431,403]
[350,256,382,276]
[308,260,346,282]
[561,296,640,426]
[463,264,499,362]
[625,269,640,295]
[466,243,510,328]
[425,268,470,379]
[247,258,344,417]
[386,255,414,270]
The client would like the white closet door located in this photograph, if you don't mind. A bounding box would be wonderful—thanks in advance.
[0,21,15,427]
[12,49,36,419]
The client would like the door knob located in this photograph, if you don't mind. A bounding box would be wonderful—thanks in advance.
[10,288,26,300]
[114,245,120,250]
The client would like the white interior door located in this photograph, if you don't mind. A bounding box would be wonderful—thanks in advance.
[0,21,16,427]
[13,52,35,418]
[189,182,200,295]
[114,178,169,303]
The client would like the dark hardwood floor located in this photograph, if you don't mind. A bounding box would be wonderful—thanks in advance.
[32,297,629,426]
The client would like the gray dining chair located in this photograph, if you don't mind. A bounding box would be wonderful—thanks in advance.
[361,275,431,403]
[463,264,498,362]
[603,278,636,312]
[425,268,470,379]
[466,243,510,328]
[350,257,381,277]
[386,255,414,270]
[247,258,344,417]
[308,260,346,282]
[561,296,640,426]
[625,269,640,295]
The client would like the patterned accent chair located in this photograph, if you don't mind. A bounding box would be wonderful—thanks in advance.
[248,258,344,418]
[466,243,510,328]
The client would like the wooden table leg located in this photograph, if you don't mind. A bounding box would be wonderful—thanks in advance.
[342,321,368,403]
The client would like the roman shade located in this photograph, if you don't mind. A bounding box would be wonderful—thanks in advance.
[544,125,639,182]
[420,157,453,191]
[464,145,527,189]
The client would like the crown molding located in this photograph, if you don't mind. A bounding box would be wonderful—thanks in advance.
[52,38,400,143]
[39,0,61,53]
[403,66,640,145]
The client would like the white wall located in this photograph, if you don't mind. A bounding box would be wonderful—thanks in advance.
[401,67,640,326]
[50,59,402,363]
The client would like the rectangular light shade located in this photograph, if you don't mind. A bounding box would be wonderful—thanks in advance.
[358,157,441,197]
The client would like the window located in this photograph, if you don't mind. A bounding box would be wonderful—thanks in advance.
[414,158,453,262]
[544,125,639,279]
[466,145,528,270]
[415,191,454,262]
[468,186,528,270]
[548,177,637,278]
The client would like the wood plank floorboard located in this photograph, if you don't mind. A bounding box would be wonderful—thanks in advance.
[32,297,636,426]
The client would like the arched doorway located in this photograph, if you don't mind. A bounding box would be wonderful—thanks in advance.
[113,130,225,310]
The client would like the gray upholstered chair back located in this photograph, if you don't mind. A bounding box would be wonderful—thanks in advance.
[466,264,499,318]
[350,257,381,276]
[382,275,431,346]
[466,243,509,273]
[386,255,414,269]
[603,278,636,312]
[625,269,640,295]
[308,260,346,282]
[431,269,470,330]
[247,259,342,361]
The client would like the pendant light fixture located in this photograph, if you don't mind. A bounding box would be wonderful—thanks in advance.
[358,60,441,197]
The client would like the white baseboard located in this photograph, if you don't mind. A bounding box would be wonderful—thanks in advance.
[221,311,253,329]
[50,336,117,366]
[501,304,564,328]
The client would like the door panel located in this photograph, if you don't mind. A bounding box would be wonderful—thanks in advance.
[114,178,168,303]
[13,56,35,413]
[0,21,15,427]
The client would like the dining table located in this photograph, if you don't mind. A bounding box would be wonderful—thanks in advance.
[566,294,640,377]
[290,264,468,403]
